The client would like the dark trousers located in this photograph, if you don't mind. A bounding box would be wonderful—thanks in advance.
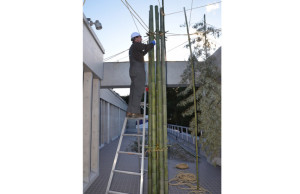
[127,64,145,114]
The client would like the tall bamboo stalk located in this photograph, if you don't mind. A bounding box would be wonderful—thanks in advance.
[149,5,158,194]
[160,6,169,194]
[204,14,208,59]
[148,8,153,194]
[155,5,164,193]
[184,7,199,190]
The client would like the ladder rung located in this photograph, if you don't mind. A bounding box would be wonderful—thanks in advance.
[123,134,143,137]
[127,117,143,120]
[108,190,128,194]
[114,170,140,176]
[118,151,142,156]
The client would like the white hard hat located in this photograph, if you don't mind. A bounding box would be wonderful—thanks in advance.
[131,32,141,40]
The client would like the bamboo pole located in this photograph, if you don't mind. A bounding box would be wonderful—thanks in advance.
[149,5,158,194]
[155,5,164,193]
[160,6,169,194]
[148,7,153,194]
[184,7,199,190]
[204,14,208,59]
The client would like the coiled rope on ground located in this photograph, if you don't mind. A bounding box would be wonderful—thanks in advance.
[169,171,211,194]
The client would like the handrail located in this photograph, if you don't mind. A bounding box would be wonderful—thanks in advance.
[167,124,201,144]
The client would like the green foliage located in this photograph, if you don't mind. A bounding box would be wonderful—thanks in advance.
[178,55,221,159]
[166,87,192,127]
[177,14,221,160]
[183,15,222,60]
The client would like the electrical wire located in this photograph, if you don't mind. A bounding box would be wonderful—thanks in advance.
[104,49,129,62]
[166,39,192,53]
[206,23,221,31]
[157,0,161,9]
[121,0,149,31]
[165,1,221,16]
[120,0,149,32]
[124,0,140,33]
[189,0,194,27]
[104,38,149,62]
[166,32,198,37]
[131,13,140,33]
[104,29,218,62]
[124,0,148,29]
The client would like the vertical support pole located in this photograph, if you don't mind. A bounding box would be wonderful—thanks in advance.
[186,127,188,141]
[100,100,103,146]
[147,9,153,194]
[107,102,110,143]
[204,14,208,59]
[83,72,93,184]
[149,5,158,194]
[155,5,164,194]
[138,119,141,171]
[184,7,199,190]
[91,78,100,175]
[160,3,169,192]
[119,108,121,133]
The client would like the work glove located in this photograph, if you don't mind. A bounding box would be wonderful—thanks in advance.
[151,40,156,45]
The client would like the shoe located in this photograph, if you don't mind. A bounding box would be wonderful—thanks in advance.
[126,112,133,117]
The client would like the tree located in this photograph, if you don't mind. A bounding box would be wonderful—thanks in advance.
[178,14,221,161]
[166,87,192,127]
[188,14,221,60]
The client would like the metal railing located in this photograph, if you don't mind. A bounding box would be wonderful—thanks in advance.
[167,124,199,144]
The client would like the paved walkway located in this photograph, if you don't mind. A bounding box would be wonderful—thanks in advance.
[85,131,221,194]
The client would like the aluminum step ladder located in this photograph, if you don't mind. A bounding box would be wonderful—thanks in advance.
[105,91,147,194]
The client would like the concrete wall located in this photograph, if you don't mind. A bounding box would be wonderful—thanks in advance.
[83,14,105,79]
[83,13,128,192]
[100,61,190,88]
[99,99,126,147]
[100,47,222,88]
[83,72,101,191]
[100,89,128,111]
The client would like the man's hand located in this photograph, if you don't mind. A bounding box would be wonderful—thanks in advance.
[150,40,156,45]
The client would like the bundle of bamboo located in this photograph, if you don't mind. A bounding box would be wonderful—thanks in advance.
[147,4,201,193]
[147,4,168,194]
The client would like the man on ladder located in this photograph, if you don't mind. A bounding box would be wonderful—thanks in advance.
[105,32,155,194]
[126,32,155,118]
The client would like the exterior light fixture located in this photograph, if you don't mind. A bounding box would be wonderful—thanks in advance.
[87,18,102,30]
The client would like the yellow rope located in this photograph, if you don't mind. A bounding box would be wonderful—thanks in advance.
[145,144,170,153]
[169,171,212,194]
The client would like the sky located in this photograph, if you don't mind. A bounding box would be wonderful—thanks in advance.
[83,0,221,96]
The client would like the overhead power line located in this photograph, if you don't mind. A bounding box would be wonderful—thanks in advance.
[157,0,161,9]
[104,49,129,62]
[167,40,189,53]
[124,0,140,33]
[104,38,149,61]
[124,0,149,28]
[165,1,221,16]
[166,32,198,37]
[116,39,195,61]
[120,0,149,31]
[189,0,194,27]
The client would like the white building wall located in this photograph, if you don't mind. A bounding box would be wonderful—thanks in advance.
[82,13,128,192]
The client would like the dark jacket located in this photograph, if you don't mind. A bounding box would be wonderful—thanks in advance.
[129,42,154,63]
[129,42,154,77]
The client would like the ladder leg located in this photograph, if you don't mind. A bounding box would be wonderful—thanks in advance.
[105,117,128,194]
[138,118,141,172]
[140,89,147,194]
